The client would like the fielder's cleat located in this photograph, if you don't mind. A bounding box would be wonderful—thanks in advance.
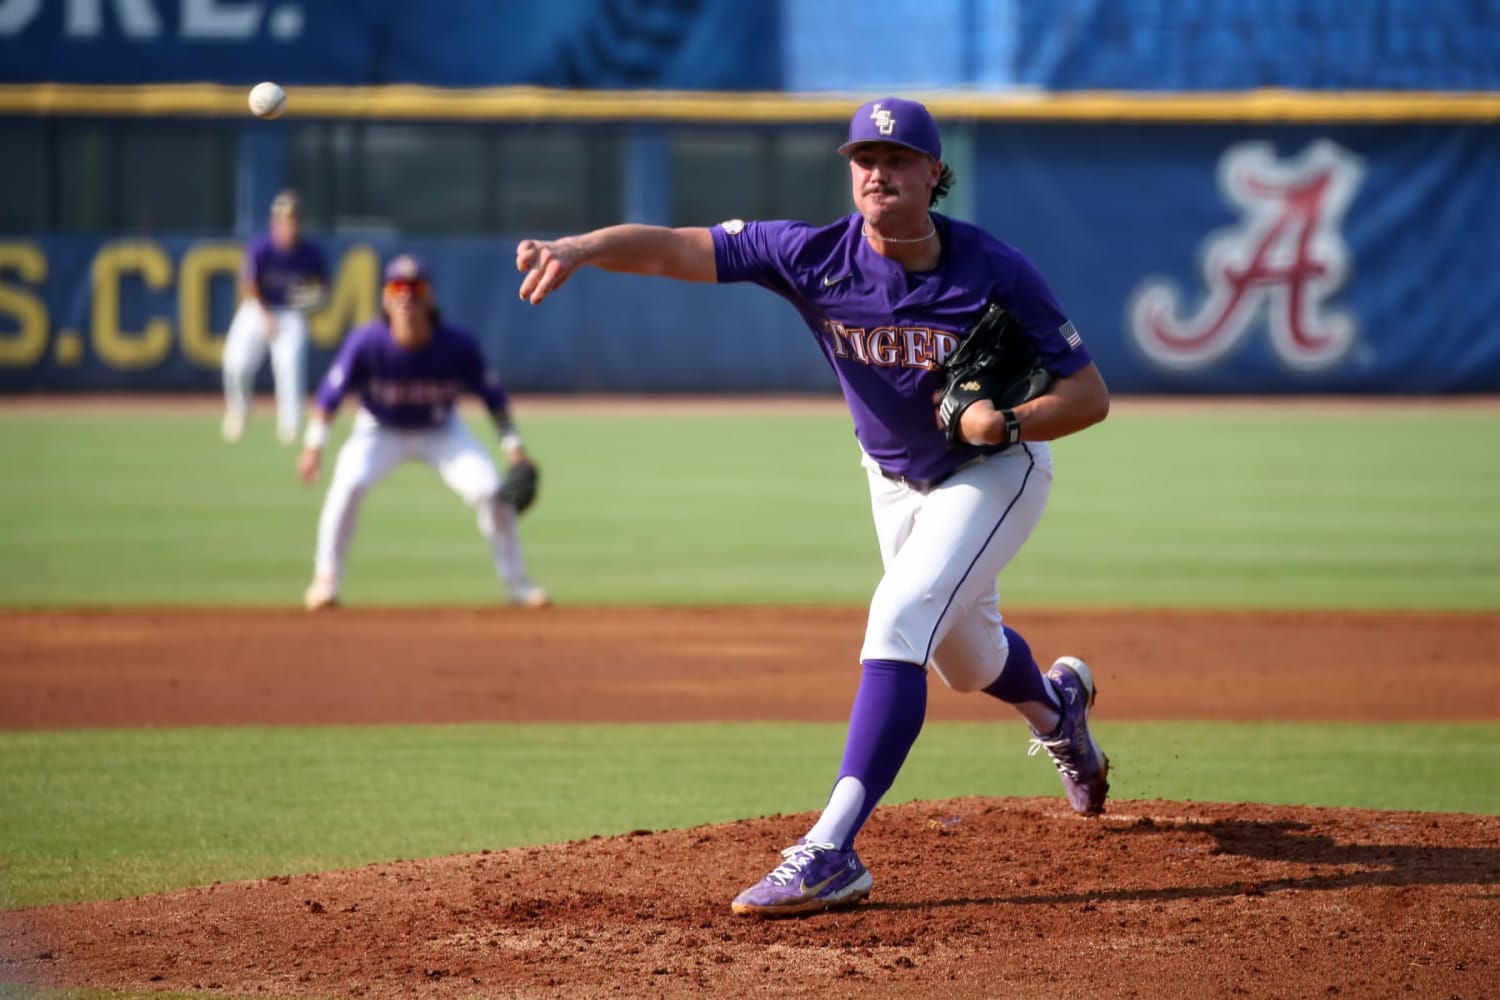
[730,839,873,918]
[277,424,299,446]
[303,575,339,612]
[220,410,245,443]
[509,585,551,609]
[1029,655,1110,815]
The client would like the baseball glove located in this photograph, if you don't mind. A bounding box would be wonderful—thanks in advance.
[498,460,540,514]
[936,304,1052,448]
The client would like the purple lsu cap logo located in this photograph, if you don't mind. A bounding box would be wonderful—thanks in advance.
[837,97,942,161]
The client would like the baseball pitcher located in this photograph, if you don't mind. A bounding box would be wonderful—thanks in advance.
[516,97,1111,917]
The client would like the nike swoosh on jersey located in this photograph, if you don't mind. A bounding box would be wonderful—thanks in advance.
[822,272,851,286]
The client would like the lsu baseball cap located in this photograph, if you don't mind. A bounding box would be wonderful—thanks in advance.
[383,254,430,283]
[838,97,942,161]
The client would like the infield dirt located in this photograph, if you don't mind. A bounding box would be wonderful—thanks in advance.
[2,606,1497,999]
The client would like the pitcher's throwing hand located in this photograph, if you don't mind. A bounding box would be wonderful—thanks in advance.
[516,238,585,305]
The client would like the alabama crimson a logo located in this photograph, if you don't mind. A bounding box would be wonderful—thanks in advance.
[1128,141,1365,371]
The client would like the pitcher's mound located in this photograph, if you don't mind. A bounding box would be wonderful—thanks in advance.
[5,796,1496,999]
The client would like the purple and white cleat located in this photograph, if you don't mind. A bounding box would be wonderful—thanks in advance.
[1029,655,1110,815]
[730,839,873,917]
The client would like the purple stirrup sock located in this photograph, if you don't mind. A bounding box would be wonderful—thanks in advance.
[982,625,1054,705]
[832,658,928,848]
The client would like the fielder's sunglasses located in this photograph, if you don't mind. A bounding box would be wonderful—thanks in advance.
[384,278,428,296]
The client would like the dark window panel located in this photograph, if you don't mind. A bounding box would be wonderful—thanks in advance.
[116,123,234,233]
[770,128,849,225]
[57,122,116,232]
[284,124,336,233]
[496,127,621,233]
[668,126,848,226]
[284,122,624,236]
[668,129,764,225]
[0,120,51,231]
[358,124,487,235]
[52,120,233,234]
[581,128,626,231]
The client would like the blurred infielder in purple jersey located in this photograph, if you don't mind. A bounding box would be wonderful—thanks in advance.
[298,255,549,612]
[516,97,1111,917]
[222,190,329,445]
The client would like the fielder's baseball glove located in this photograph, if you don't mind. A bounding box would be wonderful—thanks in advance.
[498,460,540,514]
[936,303,1053,448]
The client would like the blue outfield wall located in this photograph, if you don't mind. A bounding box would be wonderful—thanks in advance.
[3,0,1495,92]
[0,1,780,90]
[0,237,835,394]
[2,122,1498,395]
[789,0,1500,92]
[974,122,1500,393]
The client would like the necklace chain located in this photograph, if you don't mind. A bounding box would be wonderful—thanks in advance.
[862,220,936,245]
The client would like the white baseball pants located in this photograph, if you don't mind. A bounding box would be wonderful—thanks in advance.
[859,442,1054,690]
[312,410,537,599]
[222,300,308,441]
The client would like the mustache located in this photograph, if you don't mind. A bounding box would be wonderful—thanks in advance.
[864,184,899,196]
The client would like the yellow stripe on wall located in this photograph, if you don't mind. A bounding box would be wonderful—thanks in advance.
[1,83,1498,123]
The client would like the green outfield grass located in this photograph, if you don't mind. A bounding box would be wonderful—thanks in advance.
[2,720,1496,909]
[1,404,1497,608]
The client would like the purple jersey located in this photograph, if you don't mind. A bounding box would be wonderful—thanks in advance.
[314,318,510,430]
[243,234,327,308]
[712,212,1092,484]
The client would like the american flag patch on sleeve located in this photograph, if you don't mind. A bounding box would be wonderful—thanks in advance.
[1060,321,1083,349]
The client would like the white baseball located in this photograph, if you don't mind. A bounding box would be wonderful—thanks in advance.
[248,81,287,120]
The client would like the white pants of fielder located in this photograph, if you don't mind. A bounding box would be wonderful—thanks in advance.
[859,442,1054,688]
[312,410,542,603]
[222,301,308,443]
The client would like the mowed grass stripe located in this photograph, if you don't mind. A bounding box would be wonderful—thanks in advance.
[2,721,1496,909]
[1,406,1496,609]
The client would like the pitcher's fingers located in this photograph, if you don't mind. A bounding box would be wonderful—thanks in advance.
[515,240,540,272]
[518,264,543,302]
[519,248,562,302]
[527,257,570,305]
